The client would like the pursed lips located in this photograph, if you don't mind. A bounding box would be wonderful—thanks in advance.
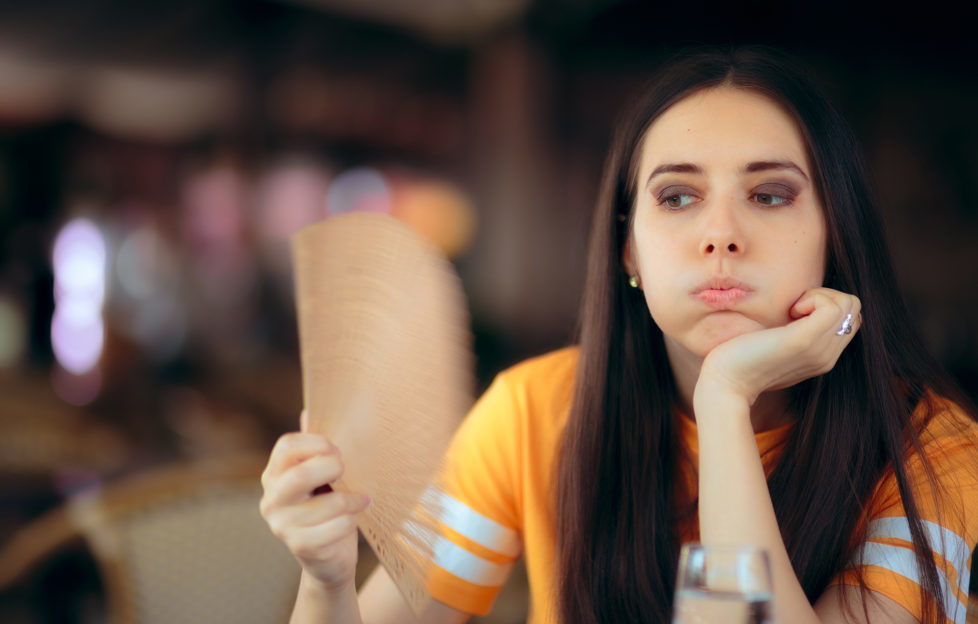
[691,277,752,310]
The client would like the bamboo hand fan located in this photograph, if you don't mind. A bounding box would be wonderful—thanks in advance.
[291,212,472,614]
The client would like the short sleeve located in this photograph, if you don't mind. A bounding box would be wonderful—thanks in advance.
[420,373,525,615]
[832,401,978,624]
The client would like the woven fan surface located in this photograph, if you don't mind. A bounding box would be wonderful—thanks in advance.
[292,213,472,613]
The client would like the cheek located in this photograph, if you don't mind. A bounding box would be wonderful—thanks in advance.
[766,240,826,314]
[780,220,827,285]
[633,226,684,274]
[797,237,827,287]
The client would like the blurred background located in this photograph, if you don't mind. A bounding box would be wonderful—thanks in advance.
[0,0,976,622]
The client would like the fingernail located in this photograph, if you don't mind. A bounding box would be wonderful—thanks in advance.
[362,494,371,508]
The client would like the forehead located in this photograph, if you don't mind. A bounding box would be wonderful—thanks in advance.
[637,87,810,175]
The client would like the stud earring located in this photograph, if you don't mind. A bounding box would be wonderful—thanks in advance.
[628,275,640,288]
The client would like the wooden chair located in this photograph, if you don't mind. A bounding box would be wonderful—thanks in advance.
[0,455,300,623]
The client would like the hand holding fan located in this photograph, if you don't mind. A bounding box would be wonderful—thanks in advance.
[291,212,473,614]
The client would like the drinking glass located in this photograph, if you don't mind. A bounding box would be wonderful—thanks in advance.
[672,543,773,624]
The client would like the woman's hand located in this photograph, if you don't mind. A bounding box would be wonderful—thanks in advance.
[696,287,862,406]
[259,414,370,593]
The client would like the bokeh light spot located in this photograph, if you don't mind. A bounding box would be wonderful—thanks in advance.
[392,180,477,258]
[51,217,107,382]
[53,219,107,296]
[327,167,391,216]
[51,310,104,374]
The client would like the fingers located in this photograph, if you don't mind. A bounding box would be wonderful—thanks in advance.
[274,488,370,531]
[265,488,369,541]
[788,288,862,337]
[262,431,333,486]
[260,429,370,539]
[788,288,862,375]
[266,453,346,508]
[259,422,367,587]
[701,288,865,401]
[788,290,819,319]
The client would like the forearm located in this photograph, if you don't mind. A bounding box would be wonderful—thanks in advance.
[693,387,820,624]
[291,572,363,624]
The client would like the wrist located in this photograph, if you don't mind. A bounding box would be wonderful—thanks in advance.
[293,572,362,624]
[692,374,752,423]
[298,570,357,602]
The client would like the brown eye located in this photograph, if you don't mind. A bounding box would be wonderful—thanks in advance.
[753,193,790,206]
[662,194,695,209]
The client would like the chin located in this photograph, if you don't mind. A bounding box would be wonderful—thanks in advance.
[691,317,766,355]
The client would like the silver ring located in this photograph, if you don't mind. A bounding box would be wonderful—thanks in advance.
[836,313,854,336]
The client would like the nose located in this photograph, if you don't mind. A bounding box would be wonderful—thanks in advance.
[698,200,744,257]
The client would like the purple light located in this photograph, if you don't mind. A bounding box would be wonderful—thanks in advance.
[53,219,106,298]
[51,309,104,374]
[326,167,391,216]
[256,162,330,243]
[51,218,107,378]
[183,165,247,248]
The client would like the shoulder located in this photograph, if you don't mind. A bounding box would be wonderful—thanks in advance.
[494,346,579,398]
[451,346,579,443]
[461,346,578,437]
[869,393,978,537]
[885,392,978,480]
[913,394,978,451]
[490,346,579,431]
[905,394,978,491]
[864,393,978,530]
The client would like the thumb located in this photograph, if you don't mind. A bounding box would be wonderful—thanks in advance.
[300,409,309,432]
[789,290,818,320]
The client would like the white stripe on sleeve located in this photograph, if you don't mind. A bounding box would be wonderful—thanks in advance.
[866,517,971,596]
[421,487,522,557]
[403,519,513,587]
[852,541,967,624]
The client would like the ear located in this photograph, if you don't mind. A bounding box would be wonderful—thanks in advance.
[622,236,637,277]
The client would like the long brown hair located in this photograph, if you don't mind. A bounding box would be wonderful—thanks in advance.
[555,46,975,624]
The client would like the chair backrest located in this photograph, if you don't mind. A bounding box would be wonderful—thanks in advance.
[68,455,299,624]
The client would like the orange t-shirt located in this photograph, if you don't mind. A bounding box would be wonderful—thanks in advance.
[421,347,978,623]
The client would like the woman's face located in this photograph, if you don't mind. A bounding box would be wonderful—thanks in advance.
[625,87,827,365]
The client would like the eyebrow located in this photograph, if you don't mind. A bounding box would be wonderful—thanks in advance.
[645,159,809,187]
[744,160,809,182]
[646,163,703,186]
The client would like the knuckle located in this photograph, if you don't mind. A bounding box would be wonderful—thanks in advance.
[320,455,344,480]
[275,432,303,451]
[277,432,331,456]
[299,455,341,484]
[260,466,274,490]
[264,515,286,539]
[292,461,316,485]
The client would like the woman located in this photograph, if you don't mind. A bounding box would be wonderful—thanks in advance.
[260,47,978,623]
